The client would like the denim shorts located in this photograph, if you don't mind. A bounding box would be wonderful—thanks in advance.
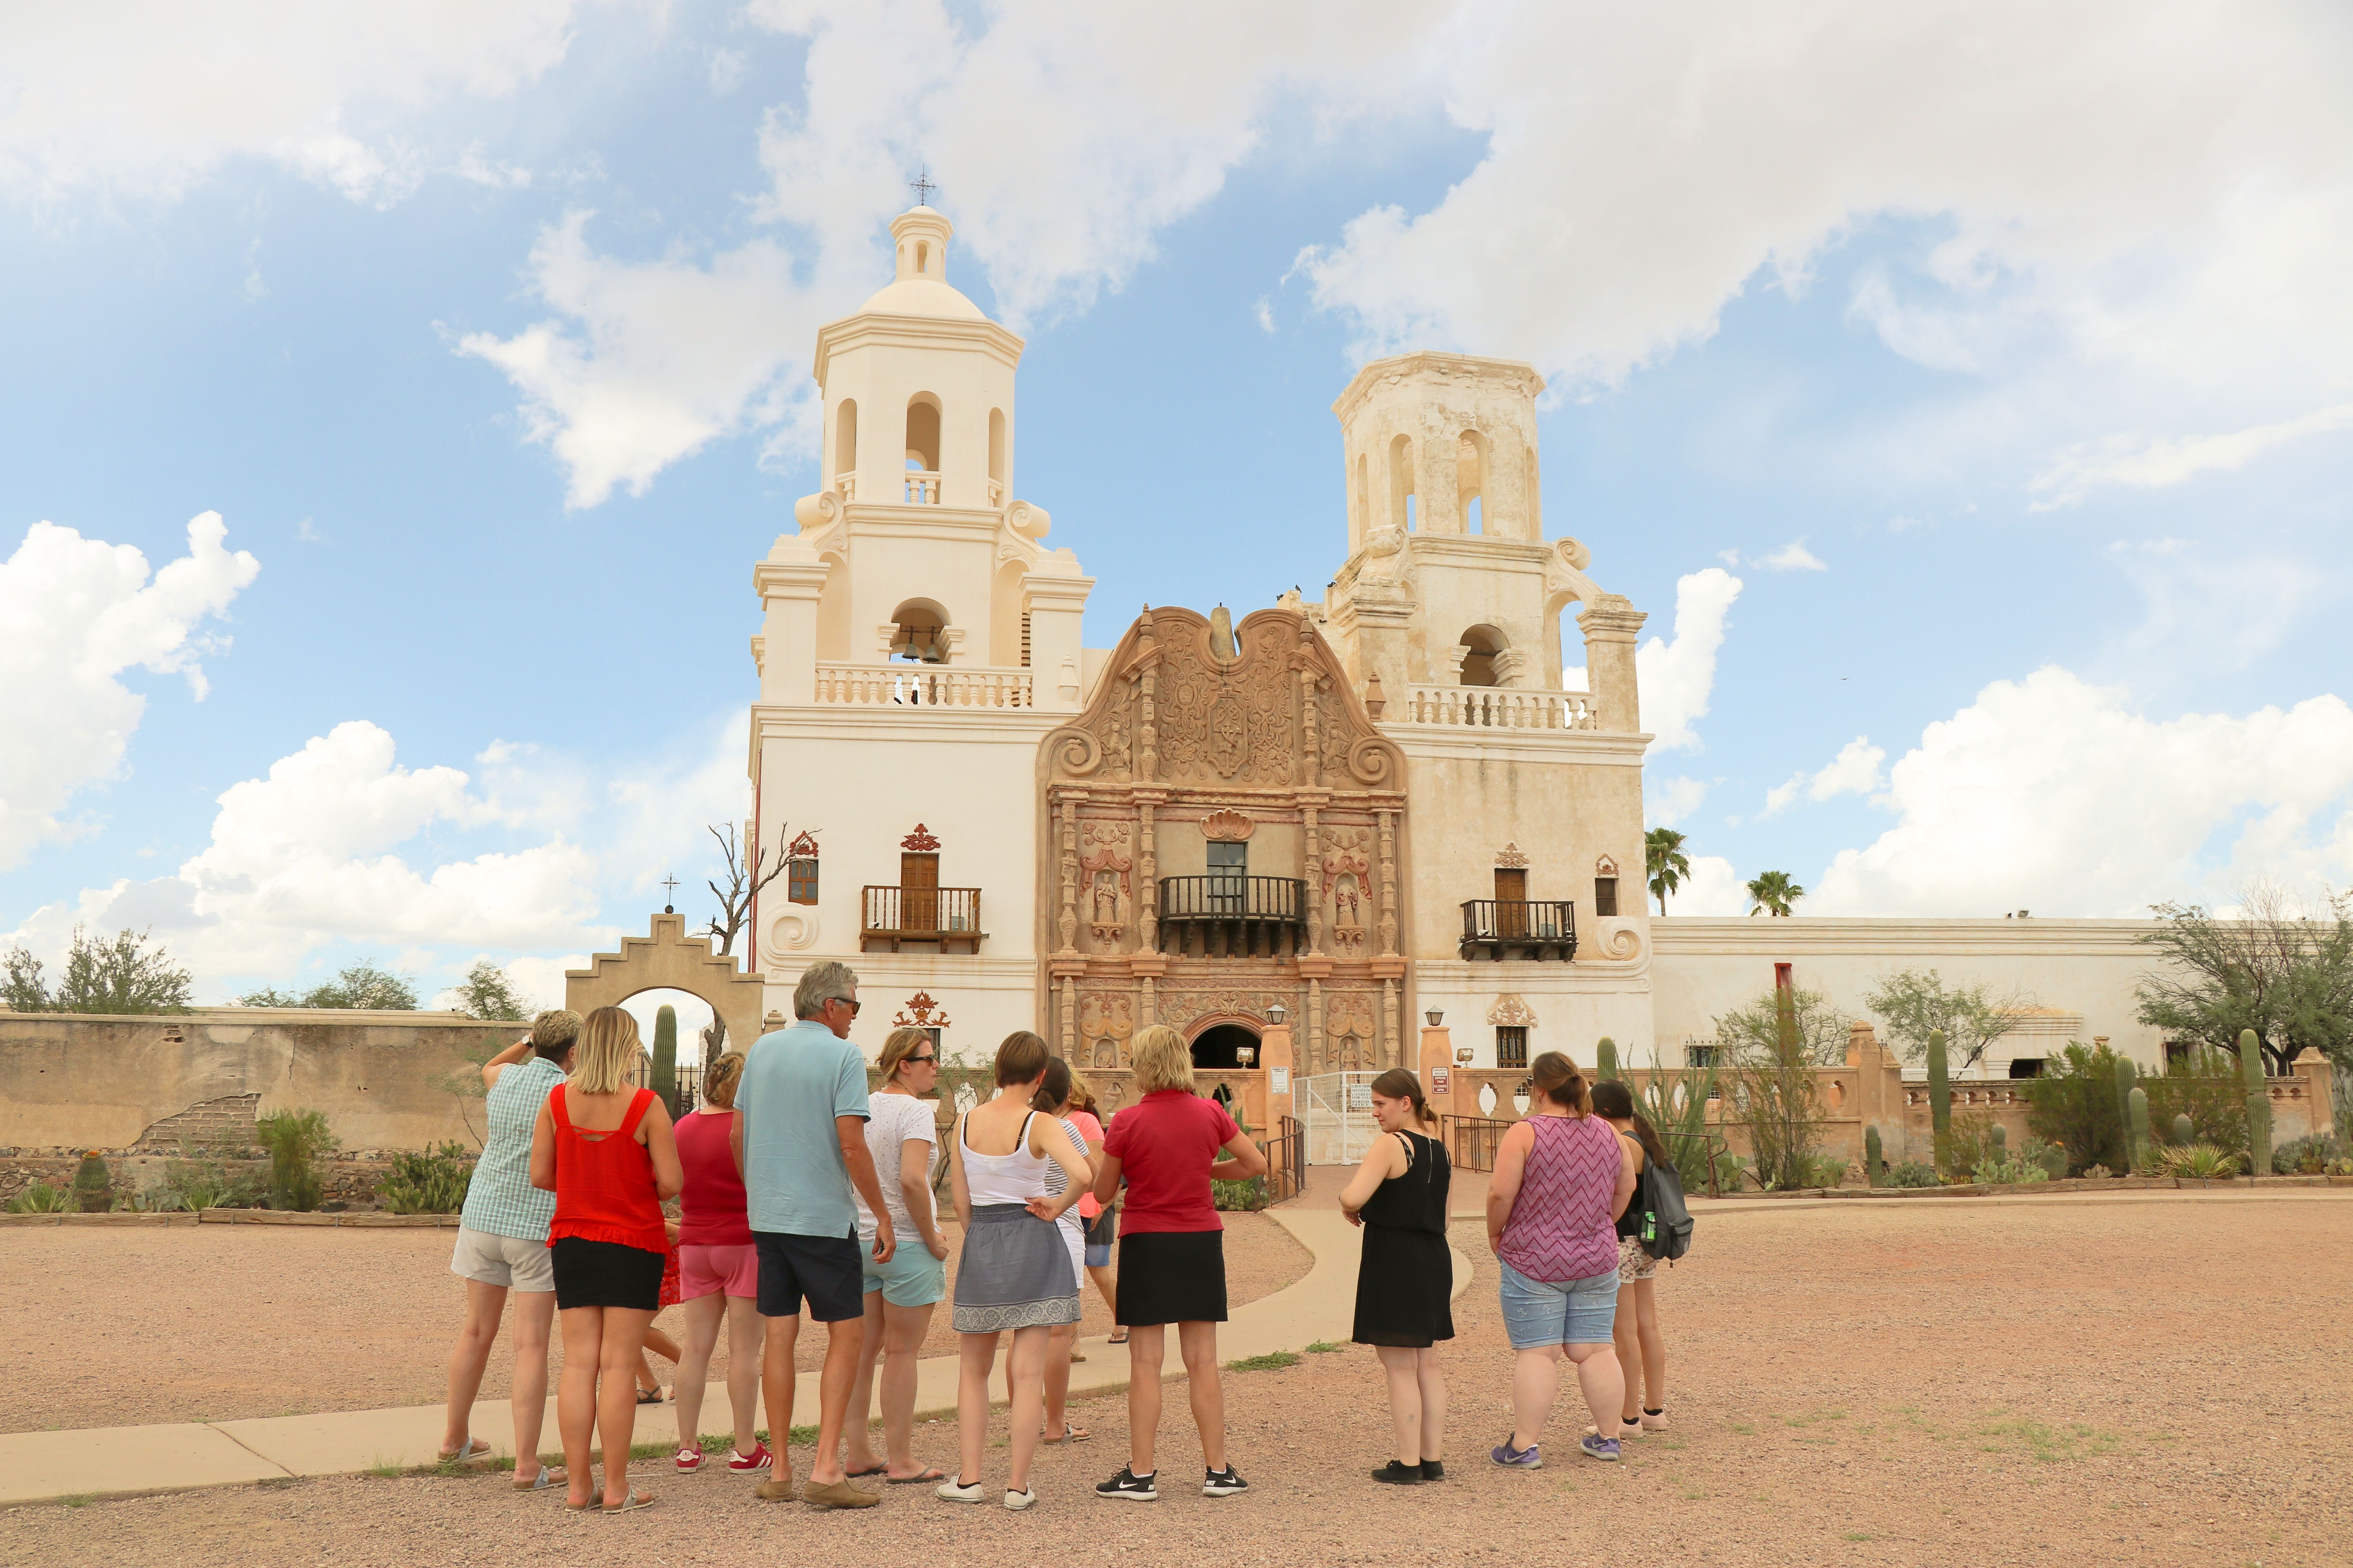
[1497,1258,1620,1349]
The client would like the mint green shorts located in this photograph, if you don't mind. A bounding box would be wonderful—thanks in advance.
[862,1237,947,1308]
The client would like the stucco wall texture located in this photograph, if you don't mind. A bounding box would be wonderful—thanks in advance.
[0,1010,503,1152]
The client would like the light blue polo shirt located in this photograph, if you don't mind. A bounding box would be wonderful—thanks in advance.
[736,1019,871,1239]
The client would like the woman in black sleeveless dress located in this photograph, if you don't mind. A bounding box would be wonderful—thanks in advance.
[1338,1068,1454,1484]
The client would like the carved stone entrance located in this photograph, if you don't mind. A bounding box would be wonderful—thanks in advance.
[565,912,769,1069]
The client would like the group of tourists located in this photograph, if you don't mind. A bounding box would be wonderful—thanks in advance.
[436,958,1677,1513]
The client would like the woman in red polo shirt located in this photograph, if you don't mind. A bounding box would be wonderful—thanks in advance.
[1087,1025,1267,1502]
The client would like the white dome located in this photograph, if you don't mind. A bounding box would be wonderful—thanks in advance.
[856,275,988,321]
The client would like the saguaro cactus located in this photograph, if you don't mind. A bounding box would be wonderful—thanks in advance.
[2239,1028,2271,1177]
[2128,1085,2151,1170]
[1864,1125,1884,1187]
[1595,1037,1619,1081]
[73,1152,114,1213]
[1928,1028,1952,1176]
[2112,1055,2136,1152]
[2171,1112,2193,1148]
[653,1004,680,1114]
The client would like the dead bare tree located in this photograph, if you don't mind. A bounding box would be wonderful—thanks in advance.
[696,821,795,1070]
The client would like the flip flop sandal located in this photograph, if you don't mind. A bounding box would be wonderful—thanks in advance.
[1042,1423,1091,1444]
[887,1467,948,1484]
[1069,1347,1088,1363]
[1107,1330,1129,1345]
[436,1436,493,1465]
[635,1386,667,1405]
[513,1464,566,1492]
[845,1464,889,1479]
[601,1488,658,1513]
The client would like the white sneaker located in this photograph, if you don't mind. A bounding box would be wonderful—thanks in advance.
[1004,1488,1036,1510]
[936,1477,986,1504]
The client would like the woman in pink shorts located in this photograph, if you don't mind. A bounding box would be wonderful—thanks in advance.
[668,1052,769,1474]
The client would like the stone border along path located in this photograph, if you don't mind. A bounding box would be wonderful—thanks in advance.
[5,1184,2348,1507]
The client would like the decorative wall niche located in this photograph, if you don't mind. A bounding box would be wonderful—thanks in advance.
[1200,807,1255,842]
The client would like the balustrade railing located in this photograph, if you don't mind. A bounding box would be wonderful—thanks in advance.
[835,472,856,501]
[862,885,982,938]
[1159,876,1308,923]
[904,470,941,504]
[1460,899,1577,959]
[811,663,1034,709]
[1397,684,1600,731]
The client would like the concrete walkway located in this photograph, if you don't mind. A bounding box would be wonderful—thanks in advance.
[0,1202,1473,1507]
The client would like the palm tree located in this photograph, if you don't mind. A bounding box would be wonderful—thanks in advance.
[1746,870,1805,917]
[1646,827,1691,916]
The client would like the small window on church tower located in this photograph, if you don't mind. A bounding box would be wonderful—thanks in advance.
[788,856,819,906]
[1593,876,1618,917]
[1495,1026,1529,1069]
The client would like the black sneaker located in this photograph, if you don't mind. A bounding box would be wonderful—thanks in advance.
[1095,1467,1158,1501]
[1370,1460,1422,1485]
[1202,1465,1249,1498]
[1418,1459,1444,1482]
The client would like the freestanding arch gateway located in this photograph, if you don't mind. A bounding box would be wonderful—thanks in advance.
[565,912,770,1068]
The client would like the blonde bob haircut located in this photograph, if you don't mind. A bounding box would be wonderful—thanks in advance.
[571,1006,644,1096]
[1129,1025,1195,1096]
[702,1051,747,1110]
[876,1027,935,1087]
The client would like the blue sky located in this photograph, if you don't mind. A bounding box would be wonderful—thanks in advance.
[4,1,2350,1006]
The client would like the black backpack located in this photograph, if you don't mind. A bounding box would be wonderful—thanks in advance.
[1636,1154,1695,1262]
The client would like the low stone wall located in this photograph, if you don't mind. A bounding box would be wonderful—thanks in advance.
[0,1149,404,1211]
[0,1008,512,1152]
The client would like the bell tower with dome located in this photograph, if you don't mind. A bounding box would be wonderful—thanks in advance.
[743,200,1096,1058]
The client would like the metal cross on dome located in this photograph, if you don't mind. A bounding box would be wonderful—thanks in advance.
[909,166,938,206]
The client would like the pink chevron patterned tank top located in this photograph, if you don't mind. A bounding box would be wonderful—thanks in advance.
[1497,1112,1622,1282]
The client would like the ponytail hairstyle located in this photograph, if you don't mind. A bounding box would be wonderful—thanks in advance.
[1367,1067,1438,1128]
[1031,1054,1075,1114]
[1588,1079,1667,1165]
[1527,1050,1591,1115]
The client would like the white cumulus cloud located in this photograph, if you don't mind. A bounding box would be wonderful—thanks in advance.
[1810,668,2353,916]
[1763,735,1886,816]
[1646,776,1708,829]
[0,512,260,868]
[1635,567,1742,752]
[2029,400,2353,510]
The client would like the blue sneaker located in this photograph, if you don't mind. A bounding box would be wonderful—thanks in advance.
[1579,1435,1622,1463]
[1490,1439,1542,1470]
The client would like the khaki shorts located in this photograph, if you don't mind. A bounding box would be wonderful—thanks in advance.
[451,1226,555,1292]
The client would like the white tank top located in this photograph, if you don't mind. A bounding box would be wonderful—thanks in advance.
[960,1108,1053,1206]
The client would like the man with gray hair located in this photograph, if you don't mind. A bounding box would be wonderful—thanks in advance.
[733,959,896,1509]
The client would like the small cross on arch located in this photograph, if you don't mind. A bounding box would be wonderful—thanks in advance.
[909,165,938,207]
[660,872,680,913]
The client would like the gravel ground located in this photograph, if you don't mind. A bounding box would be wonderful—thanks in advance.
[4,1198,2348,1568]
[0,1213,1313,1432]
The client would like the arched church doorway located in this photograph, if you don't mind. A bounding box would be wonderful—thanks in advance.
[1191,1022,1259,1072]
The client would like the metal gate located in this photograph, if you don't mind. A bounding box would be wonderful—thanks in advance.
[1297,1071,1384,1166]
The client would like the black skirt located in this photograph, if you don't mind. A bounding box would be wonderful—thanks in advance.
[1351,1224,1455,1348]
[550,1236,664,1311]
[1115,1230,1227,1326]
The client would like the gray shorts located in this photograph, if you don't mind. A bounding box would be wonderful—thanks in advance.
[450,1226,555,1292]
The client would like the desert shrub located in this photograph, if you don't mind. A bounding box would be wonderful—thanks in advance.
[1971,1152,2052,1185]
[2163,1144,2240,1183]
[1797,1154,1853,1189]
[6,1181,74,1213]
[256,1108,339,1212]
[2082,1164,2116,1180]
[1638,1052,1734,1189]
[2140,1048,2251,1156]
[2329,1157,2353,1176]
[1211,1176,1267,1212]
[1716,987,1840,1190]
[2272,1134,2341,1176]
[158,1158,262,1211]
[1884,1161,1941,1188]
[2021,1041,2131,1174]
[1942,1111,2003,1178]
[381,1143,476,1214]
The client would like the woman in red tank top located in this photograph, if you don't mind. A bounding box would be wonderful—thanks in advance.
[529,1007,683,1513]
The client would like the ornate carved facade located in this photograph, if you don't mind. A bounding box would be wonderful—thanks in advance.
[1039,605,1410,1074]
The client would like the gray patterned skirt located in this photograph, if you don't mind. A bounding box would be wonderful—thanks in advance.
[952,1203,1081,1333]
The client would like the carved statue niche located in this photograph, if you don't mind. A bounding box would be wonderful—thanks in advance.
[1324,992,1378,1075]
[1081,822,1133,947]
[1323,828,1372,950]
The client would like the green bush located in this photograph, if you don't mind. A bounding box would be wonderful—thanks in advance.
[7,1181,74,1213]
[2273,1134,2342,1176]
[2164,1144,2239,1183]
[1970,1153,2052,1185]
[1884,1161,1940,1188]
[2141,1048,2251,1156]
[1797,1153,1852,1188]
[157,1158,262,1211]
[2021,1041,2130,1175]
[1942,1111,2003,1180]
[381,1143,476,1214]
[1211,1176,1267,1212]
[72,1152,115,1213]
[256,1108,339,1212]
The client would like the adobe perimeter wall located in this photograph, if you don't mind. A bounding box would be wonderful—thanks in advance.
[0,1010,509,1152]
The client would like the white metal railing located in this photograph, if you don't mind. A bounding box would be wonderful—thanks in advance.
[812,662,1034,709]
[903,470,941,504]
[1397,684,1601,730]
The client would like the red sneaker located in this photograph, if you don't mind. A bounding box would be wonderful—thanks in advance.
[727,1442,773,1474]
[675,1446,702,1472]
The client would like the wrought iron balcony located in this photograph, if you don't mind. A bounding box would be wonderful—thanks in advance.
[1459,899,1577,961]
[1158,875,1308,959]
[861,885,984,954]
